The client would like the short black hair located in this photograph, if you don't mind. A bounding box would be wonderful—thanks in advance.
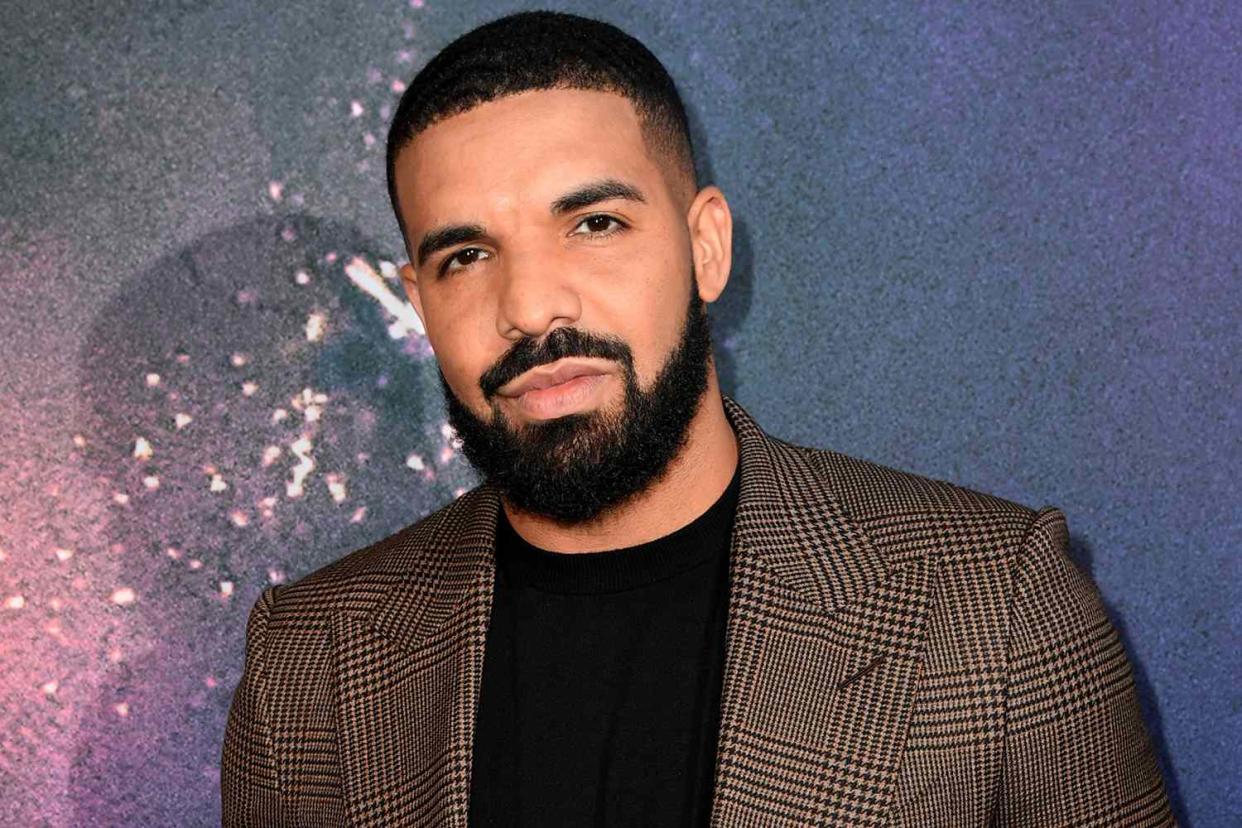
[385,10,698,243]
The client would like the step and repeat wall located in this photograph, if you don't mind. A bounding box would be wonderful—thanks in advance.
[1,1,1236,825]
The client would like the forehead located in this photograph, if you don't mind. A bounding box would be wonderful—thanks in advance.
[394,88,664,230]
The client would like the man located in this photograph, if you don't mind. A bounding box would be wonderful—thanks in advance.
[222,10,1174,827]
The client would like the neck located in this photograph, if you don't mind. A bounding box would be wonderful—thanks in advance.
[500,373,739,554]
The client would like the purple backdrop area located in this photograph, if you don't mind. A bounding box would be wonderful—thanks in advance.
[1,1,1236,825]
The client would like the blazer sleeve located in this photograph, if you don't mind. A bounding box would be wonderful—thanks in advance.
[991,507,1176,827]
[221,585,287,827]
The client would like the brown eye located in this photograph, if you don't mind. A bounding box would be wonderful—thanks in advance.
[572,214,627,236]
[441,247,490,276]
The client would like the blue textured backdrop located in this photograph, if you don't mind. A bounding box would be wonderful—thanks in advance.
[0,1,1236,825]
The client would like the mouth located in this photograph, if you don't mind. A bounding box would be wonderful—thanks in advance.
[498,357,614,398]
[509,373,610,420]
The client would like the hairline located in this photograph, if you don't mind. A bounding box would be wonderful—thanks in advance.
[387,86,697,252]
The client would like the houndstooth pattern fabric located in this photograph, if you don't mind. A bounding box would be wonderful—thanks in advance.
[221,395,1174,826]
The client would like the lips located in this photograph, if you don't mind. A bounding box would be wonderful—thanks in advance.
[500,358,610,397]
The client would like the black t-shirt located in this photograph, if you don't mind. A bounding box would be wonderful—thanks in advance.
[468,464,740,827]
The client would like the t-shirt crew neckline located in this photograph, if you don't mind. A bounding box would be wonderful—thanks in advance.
[494,462,741,596]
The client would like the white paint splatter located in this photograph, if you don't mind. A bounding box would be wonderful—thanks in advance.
[325,472,348,503]
[286,435,314,498]
[343,256,425,337]
[305,312,326,342]
[133,437,153,460]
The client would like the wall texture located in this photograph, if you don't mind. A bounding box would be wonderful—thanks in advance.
[0,1,1236,825]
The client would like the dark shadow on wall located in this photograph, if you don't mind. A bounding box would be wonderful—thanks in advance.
[710,216,754,401]
[1067,533,1188,827]
[66,208,757,826]
[70,214,465,827]
[683,93,754,402]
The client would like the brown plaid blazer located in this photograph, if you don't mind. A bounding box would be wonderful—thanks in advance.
[222,395,1174,826]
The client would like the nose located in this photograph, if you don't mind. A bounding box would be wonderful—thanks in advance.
[495,247,583,341]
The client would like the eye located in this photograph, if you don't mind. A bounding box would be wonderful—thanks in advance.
[440,247,491,276]
[571,213,628,237]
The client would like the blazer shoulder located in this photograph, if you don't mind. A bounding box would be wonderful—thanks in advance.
[268,484,488,620]
[791,439,1037,522]
[784,444,1058,573]
[789,439,1056,575]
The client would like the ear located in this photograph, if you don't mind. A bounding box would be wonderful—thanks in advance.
[398,262,427,332]
[685,185,733,304]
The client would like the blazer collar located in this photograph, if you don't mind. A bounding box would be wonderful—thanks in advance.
[370,393,886,650]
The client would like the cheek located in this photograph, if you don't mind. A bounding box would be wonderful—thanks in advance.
[592,249,689,381]
[425,309,493,404]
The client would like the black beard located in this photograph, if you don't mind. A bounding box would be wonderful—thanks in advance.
[438,276,714,524]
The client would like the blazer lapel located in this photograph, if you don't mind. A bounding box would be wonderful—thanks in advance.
[331,394,935,827]
[331,487,499,827]
[710,396,937,826]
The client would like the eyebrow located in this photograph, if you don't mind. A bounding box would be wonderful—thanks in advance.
[416,223,486,270]
[549,177,646,216]
[415,177,647,269]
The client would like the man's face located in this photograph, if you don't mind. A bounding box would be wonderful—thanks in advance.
[393,88,718,523]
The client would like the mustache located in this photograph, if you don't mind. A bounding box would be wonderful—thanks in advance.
[479,326,632,400]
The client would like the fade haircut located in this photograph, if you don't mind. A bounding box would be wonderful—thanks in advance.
[384,10,698,243]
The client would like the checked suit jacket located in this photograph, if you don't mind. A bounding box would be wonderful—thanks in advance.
[222,395,1174,826]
